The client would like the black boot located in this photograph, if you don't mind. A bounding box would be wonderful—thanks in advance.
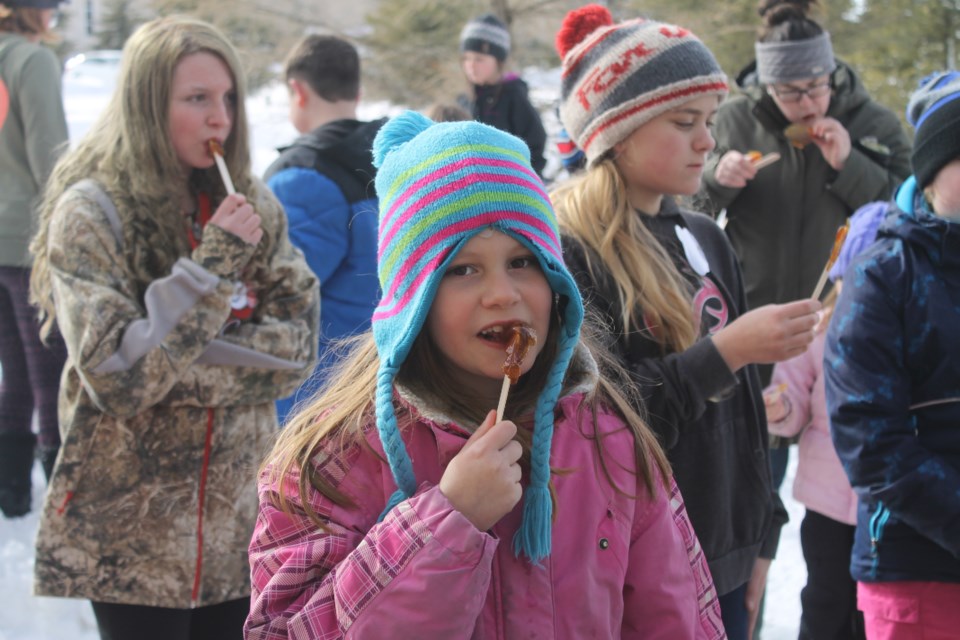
[38,444,60,482]
[0,432,37,518]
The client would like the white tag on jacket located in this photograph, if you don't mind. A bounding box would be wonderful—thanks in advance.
[675,225,710,276]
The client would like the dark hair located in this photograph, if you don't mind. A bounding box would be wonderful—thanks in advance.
[425,102,471,123]
[757,0,824,42]
[283,34,360,102]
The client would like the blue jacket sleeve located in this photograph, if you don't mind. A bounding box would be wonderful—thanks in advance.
[268,167,350,284]
[825,258,960,558]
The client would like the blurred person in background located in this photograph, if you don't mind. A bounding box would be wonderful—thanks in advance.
[0,0,68,518]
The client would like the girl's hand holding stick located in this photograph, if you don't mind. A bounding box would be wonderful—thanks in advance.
[811,221,850,300]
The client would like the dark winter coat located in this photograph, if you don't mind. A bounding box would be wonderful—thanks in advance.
[698,60,911,315]
[562,199,786,596]
[825,177,960,584]
[460,76,547,176]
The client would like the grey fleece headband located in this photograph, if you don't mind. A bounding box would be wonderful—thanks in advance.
[755,32,836,84]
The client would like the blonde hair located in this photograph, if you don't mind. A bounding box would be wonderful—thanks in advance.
[552,159,698,352]
[265,317,671,531]
[0,4,58,41]
[30,16,255,339]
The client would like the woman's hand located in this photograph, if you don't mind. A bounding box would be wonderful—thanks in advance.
[810,117,852,171]
[713,299,822,372]
[209,193,263,246]
[440,410,523,532]
[714,150,759,188]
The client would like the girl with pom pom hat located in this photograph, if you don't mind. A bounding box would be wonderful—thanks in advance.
[551,5,821,639]
[246,111,727,639]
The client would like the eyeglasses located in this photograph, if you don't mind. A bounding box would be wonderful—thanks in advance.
[769,81,831,103]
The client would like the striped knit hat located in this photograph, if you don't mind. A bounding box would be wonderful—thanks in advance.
[556,4,728,166]
[460,13,511,62]
[371,110,583,563]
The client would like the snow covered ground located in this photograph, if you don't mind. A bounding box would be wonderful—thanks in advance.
[0,56,806,639]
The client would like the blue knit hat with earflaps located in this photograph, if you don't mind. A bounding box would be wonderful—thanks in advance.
[370,110,583,563]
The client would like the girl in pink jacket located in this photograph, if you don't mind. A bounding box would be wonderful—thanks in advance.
[245,112,725,639]
[763,201,887,640]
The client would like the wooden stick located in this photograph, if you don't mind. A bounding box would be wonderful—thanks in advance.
[213,152,236,195]
[811,221,850,300]
[810,265,832,301]
[752,152,781,170]
[495,375,510,423]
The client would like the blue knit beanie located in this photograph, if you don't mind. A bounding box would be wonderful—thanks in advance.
[371,111,583,563]
[906,71,960,188]
[828,201,888,282]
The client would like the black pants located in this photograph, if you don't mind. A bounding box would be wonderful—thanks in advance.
[798,509,866,640]
[91,598,249,640]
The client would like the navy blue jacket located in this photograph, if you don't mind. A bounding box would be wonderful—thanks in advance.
[825,177,960,583]
[265,118,386,422]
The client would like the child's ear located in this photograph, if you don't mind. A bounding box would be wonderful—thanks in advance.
[288,79,309,108]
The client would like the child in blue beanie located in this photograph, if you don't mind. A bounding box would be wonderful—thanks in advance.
[825,70,960,639]
[246,111,727,639]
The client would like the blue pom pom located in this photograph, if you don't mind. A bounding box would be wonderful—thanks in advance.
[372,110,435,168]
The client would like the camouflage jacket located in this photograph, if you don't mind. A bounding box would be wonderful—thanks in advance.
[34,177,319,608]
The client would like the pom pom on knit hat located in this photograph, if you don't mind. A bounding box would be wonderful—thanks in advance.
[906,70,960,188]
[828,201,887,282]
[371,111,584,563]
[460,13,511,62]
[555,5,728,166]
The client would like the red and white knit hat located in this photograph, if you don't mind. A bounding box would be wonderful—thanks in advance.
[556,4,728,166]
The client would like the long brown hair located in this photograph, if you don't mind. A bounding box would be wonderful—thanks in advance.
[0,4,58,40]
[265,314,671,531]
[552,159,698,353]
[30,16,255,339]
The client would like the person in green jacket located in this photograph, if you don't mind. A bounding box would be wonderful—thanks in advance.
[697,1,911,638]
[698,0,911,343]
[0,0,68,518]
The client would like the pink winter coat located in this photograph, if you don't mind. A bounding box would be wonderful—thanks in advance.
[246,360,725,639]
[767,331,858,525]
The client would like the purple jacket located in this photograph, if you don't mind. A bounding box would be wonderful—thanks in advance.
[246,357,725,639]
[766,331,857,525]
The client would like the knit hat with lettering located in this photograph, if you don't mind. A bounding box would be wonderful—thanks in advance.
[371,110,583,563]
[906,70,960,189]
[555,4,728,166]
[460,13,511,62]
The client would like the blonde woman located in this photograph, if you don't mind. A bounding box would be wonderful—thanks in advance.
[0,0,68,517]
[552,6,821,638]
[29,16,318,639]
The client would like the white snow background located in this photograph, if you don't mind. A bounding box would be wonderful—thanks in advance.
[0,55,805,639]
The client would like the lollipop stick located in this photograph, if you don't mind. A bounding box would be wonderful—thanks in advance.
[752,152,781,170]
[213,153,236,195]
[811,266,832,301]
[495,375,510,423]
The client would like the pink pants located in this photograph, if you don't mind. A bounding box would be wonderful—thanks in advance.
[858,581,960,639]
